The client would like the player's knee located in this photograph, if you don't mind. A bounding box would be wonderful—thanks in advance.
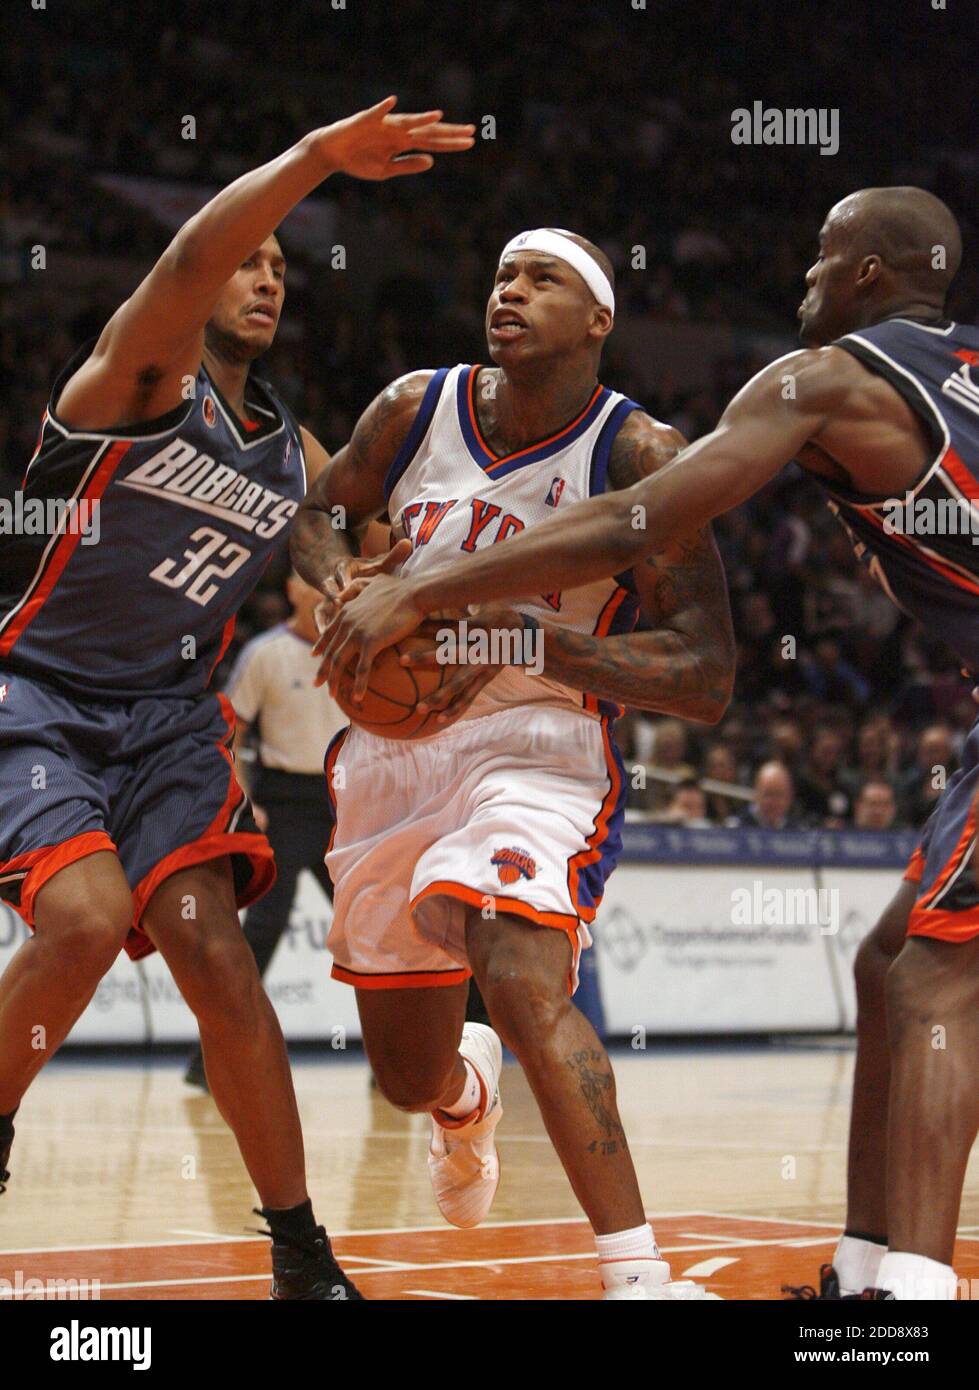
[371,1056,455,1113]
[40,904,132,979]
[479,964,567,1046]
[854,923,894,1011]
[854,899,911,1012]
[180,928,263,1024]
[884,946,933,1038]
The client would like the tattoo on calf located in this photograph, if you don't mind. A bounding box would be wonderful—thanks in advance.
[566,1048,625,1155]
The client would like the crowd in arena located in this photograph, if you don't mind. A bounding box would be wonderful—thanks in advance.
[4,0,977,831]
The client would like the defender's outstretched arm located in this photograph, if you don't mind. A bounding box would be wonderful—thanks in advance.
[57,100,474,429]
[316,350,842,692]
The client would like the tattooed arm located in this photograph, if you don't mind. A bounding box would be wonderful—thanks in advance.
[289,371,432,592]
[408,413,736,726]
[533,412,736,722]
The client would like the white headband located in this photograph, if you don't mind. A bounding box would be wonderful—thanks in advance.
[500,228,615,315]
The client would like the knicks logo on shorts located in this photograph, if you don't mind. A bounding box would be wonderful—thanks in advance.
[491,846,537,886]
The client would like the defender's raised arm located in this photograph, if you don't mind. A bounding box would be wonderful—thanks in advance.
[57,99,474,431]
[316,347,848,685]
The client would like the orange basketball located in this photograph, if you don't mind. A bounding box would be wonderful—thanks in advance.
[334,618,459,740]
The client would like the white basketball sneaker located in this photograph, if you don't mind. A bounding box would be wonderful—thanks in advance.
[428,1023,503,1229]
[602,1259,715,1300]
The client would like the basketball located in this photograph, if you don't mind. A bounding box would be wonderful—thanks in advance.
[334,618,459,739]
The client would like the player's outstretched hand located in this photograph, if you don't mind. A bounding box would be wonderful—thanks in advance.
[313,571,425,696]
[317,96,475,181]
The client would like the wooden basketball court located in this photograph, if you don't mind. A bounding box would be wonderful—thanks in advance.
[2,1043,977,1299]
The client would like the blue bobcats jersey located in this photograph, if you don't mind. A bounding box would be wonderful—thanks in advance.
[0,344,305,699]
[818,318,979,672]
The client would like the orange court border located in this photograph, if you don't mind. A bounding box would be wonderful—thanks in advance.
[3,1212,978,1300]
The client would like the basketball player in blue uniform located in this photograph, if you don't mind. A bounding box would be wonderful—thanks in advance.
[293,229,736,1299]
[0,97,474,1299]
[321,187,977,1300]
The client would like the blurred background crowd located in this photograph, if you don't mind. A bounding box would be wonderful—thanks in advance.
[4,0,977,830]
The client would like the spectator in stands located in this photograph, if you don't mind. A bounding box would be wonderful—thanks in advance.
[655,779,711,827]
[730,761,805,831]
[840,716,900,803]
[799,636,872,707]
[767,717,806,775]
[853,780,901,831]
[897,724,955,828]
[703,742,742,823]
[796,727,852,828]
[637,718,698,813]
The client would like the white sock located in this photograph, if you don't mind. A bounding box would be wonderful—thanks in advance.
[878,1251,957,1300]
[438,1060,482,1120]
[596,1223,663,1290]
[834,1233,887,1296]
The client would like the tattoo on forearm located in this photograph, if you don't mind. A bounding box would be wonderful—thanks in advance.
[566,1048,625,1155]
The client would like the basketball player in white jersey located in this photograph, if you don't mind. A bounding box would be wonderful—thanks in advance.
[291,229,735,1299]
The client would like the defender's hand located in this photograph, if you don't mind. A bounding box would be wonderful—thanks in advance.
[315,539,411,631]
[316,97,475,181]
[400,603,529,723]
[313,573,426,697]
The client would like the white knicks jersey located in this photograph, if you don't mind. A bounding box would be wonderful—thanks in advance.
[385,364,644,722]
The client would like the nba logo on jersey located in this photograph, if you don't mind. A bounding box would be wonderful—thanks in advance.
[545,477,565,507]
[0,684,7,703]
[202,395,216,427]
[491,846,537,885]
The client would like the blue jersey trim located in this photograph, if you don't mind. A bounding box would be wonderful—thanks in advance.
[588,397,643,498]
[456,366,613,479]
[383,369,450,502]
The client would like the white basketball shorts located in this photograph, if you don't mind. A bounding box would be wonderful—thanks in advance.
[324,704,626,994]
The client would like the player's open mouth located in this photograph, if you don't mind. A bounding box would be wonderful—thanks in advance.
[490,321,528,341]
[245,305,276,324]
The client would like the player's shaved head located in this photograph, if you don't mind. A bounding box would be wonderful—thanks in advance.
[828,187,961,300]
[799,186,962,345]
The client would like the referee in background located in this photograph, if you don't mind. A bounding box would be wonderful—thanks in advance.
[185,570,346,1089]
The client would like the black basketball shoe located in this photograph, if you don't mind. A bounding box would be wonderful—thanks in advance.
[183,1049,209,1093]
[784,1263,894,1300]
[253,1210,364,1300]
[0,1109,17,1195]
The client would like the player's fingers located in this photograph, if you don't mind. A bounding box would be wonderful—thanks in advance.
[373,539,413,574]
[314,597,336,636]
[322,627,356,695]
[312,606,343,660]
[416,667,472,711]
[362,95,399,121]
[430,669,497,723]
[351,641,377,702]
[383,154,435,177]
[336,577,371,603]
[401,647,441,670]
[387,109,442,129]
[405,124,476,146]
